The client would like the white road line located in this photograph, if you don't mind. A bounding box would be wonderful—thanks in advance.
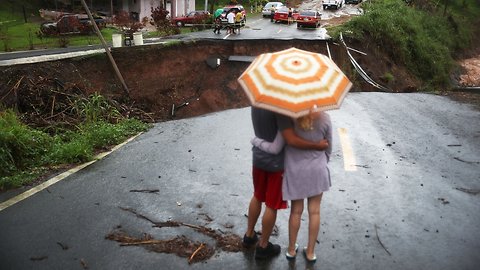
[338,128,357,171]
[277,29,283,34]
[0,132,143,212]
[223,34,231,39]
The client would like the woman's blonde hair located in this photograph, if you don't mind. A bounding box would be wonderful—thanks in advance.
[297,105,317,131]
[297,114,313,131]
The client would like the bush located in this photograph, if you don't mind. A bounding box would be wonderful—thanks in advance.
[0,110,52,177]
[72,92,122,123]
[150,6,180,36]
[333,0,477,89]
[48,134,92,164]
[0,93,150,190]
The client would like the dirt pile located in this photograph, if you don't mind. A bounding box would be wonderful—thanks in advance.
[458,56,480,87]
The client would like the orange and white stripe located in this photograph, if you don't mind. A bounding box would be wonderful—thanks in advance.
[238,47,352,118]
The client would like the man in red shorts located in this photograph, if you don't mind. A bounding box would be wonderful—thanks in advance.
[243,107,329,259]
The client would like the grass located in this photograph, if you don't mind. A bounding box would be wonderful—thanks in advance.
[0,94,151,190]
[331,0,479,90]
[0,0,261,52]
[1,21,119,51]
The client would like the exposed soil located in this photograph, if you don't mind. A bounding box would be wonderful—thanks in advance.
[2,8,479,125]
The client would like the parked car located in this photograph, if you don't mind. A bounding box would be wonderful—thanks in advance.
[262,2,285,17]
[296,10,322,28]
[322,0,343,9]
[40,14,106,35]
[273,7,299,23]
[220,5,247,24]
[171,10,211,27]
[345,0,362,4]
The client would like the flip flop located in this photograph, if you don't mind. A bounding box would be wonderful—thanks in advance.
[285,243,299,261]
[303,247,317,264]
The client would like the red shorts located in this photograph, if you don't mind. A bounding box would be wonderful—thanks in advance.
[252,166,287,210]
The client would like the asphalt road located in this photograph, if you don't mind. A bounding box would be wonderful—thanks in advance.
[1,92,479,270]
[1,6,479,269]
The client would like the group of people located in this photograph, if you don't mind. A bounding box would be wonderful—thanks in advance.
[213,9,243,35]
[243,106,332,264]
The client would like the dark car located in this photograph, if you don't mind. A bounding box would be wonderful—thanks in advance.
[345,0,362,4]
[40,14,106,35]
[273,7,299,23]
[171,10,211,27]
[296,10,322,28]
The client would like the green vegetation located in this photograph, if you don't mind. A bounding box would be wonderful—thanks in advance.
[1,21,118,51]
[333,0,479,90]
[383,72,395,83]
[0,94,151,190]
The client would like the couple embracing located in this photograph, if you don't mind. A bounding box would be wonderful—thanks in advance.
[243,106,332,264]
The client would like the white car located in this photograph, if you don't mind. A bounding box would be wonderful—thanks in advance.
[322,0,343,9]
[262,2,285,17]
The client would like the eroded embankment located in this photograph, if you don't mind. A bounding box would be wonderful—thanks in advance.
[0,39,415,122]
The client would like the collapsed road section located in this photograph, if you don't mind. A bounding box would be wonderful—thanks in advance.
[0,39,417,123]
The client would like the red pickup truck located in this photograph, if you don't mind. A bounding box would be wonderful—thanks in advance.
[40,14,106,35]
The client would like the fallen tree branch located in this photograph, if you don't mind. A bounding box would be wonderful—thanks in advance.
[118,206,158,224]
[1,75,23,101]
[454,157,480,164]
[189,243,205,264]
[129,189,160,193]
[120,239,168,246]
[374,224,391,256]
[455,187,480,195]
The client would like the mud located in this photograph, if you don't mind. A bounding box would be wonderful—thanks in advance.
[0,39,422,124]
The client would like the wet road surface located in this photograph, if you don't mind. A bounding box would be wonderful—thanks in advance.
[1,92,479,270]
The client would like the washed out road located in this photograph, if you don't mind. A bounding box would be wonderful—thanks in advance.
[0,92,479,270]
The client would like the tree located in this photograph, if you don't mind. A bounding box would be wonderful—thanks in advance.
[150,6,180,36]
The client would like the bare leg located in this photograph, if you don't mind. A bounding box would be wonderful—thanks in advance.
[258,206,277,247]
[306,193,323,259]
[288,199,304,255]
[246,196,262,237]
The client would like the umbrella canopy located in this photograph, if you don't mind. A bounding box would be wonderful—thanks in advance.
[237,47,352,118]
[214,8,224,18]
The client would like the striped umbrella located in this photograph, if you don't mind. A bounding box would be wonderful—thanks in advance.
[238,47,352,118]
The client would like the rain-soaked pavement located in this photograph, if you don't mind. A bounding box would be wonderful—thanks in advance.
[0,92,479,270]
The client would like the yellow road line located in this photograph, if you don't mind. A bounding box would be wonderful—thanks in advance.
[338,128,357,171]
[0,132,143,212]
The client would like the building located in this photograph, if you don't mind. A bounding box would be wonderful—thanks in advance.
[119,0,197,21]
[54,0,197,20]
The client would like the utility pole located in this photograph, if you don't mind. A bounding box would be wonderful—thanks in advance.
[110,0,114,24]
[79,0,130,96]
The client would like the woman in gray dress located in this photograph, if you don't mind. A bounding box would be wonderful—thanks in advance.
[251,109,332,263]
